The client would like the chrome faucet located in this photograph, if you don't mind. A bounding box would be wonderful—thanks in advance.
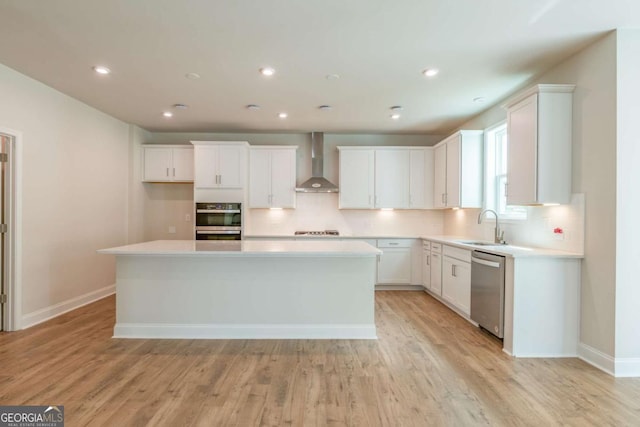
[478,209,506,244]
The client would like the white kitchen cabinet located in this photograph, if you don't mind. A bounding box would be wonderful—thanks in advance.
[409,149,433,209]
[429,242,442,296]
[432,131,483,209]
[505,84,575,205]
[442,245,471,316]
[191,141,248,189]
[142,145,194,182]
[338,148,375,209]
[377,239,412,284]
[249,146,297,208]
[422,241,431,290]
[339,147,433,210]
[374,149,409,208]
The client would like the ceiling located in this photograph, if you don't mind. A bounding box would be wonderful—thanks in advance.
[0,0,638,134]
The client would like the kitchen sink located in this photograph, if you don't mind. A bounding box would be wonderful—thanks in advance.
[456,240,508,246]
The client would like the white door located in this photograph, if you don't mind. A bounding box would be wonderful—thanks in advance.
[217,146,243,188]
[442,257,456,305]
[433,144,447,208]
[422,249,431,289]
[194,146,219,188]
[377,247,411,284]
[455,261,472,316]
[143,147,172,181]
[339,149,374,209]
[430,252,442,295]
[172,148,194,181]
[445,137,461,208]
[409,149,426,209]
[375,149,409,208]
[507,93,538,205]
[270,149,296,208]
[249,149,272,207]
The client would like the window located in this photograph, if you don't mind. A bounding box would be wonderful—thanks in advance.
[485,122,527,220]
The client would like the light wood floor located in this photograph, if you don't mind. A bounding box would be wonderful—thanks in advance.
[1,292,639,426]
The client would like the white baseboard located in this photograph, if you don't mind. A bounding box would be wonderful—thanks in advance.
[613,357,640,377]
[113,323,377,340]
[21,284,115,329]
[578,342,615,376]
[375,284,424,291]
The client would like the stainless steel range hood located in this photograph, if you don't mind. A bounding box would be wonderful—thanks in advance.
[295,132,339,193]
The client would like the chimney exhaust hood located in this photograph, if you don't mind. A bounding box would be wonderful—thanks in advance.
[295,132,339,193]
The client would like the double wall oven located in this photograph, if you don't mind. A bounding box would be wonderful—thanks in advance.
[195,202,242,240]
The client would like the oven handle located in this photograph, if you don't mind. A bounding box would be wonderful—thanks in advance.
[196,209,241,214]
[471,257,501,268]
[196,230,241,235]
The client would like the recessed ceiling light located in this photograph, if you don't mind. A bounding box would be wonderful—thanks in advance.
[185,72,200,80]
[318,105,332,111]
[173,104,189,109]
[260,67,275,76]
[93,65,111,75]
[278,112,288,119]
[162,111,173,118]
[390,106,403,112]
[390,114,401,120]
[422,68,439,77]
[247,104,261,110]
[473,97,486,104]
[325,74,340,80]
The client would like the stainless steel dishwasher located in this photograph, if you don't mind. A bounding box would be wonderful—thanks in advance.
[470,251,506,339]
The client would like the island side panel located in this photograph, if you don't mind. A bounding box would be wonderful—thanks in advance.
[510,257,581,357]
[113,255,377,339]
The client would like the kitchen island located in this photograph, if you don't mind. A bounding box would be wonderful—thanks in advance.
[98,240,381,339]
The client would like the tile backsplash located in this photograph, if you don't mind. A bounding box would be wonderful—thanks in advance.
[443,193,585,253]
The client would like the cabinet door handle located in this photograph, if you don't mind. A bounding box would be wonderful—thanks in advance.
[426,255,430,266]
[452,264,457,277]
[389,242,398,246]
[504,182,508,197]
[369,195,372,206]
[166,167,169,177]
[173,167,175,177]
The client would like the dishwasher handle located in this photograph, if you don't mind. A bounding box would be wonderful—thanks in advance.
[471,256,501,268]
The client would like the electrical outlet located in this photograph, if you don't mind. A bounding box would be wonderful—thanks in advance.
[185,214,191,222]
[552,227,564,240]
[168,226,176,234]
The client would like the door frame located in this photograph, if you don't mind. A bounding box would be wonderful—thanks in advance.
[0,127,22,331]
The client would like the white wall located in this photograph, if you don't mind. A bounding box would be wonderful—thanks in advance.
[615,29,640,363]
[444,32,618,358]
[0,63,132,327]
[141,132,444,239]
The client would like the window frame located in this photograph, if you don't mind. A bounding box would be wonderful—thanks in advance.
[484,121,527,222]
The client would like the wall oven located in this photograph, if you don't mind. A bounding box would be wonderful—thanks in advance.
[195,202,242,240]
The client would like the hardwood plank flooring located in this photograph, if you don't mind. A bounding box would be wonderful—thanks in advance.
[1,291,639,426]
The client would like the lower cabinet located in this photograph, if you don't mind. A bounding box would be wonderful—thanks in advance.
[422,246,431,290]
[430,251,442,295]
[442,246,471,315]
[377,239,412,284]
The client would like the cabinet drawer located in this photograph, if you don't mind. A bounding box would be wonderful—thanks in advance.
[430,242,442,253]
[377,239,413,248]
[422,240,431,250]
[443,245,471,263]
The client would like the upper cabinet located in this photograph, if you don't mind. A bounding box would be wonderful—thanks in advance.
[142,145,194,183]
[433,131,483,209]
[338,148,375,209]
[505,84,575,205]
[191,141,248,189]
[338,147,433,209]
[249,146,297,208]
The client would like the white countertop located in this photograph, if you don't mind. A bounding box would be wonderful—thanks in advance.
[98,240,382,257]
[422,235,584,259]
[245,234,414,239]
